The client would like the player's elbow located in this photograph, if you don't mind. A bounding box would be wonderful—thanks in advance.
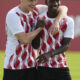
[22,40,29,45]
[59,5,68,17]
[16,32,30,45]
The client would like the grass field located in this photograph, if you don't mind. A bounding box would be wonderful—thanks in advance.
[0,51,80,80]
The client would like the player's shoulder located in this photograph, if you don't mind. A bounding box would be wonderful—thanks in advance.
[8,6,19,13]
[6,6,19,19]
[6,6,20,23]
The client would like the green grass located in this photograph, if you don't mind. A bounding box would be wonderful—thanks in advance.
[66,52,80,80]
[0,51,5,80]
[0,51,80,80]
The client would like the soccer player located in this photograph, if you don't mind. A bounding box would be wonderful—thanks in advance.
[3,0,68,80]
[33,0,74,80]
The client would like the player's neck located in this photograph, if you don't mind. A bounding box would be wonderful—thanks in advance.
[19,4,29,13]
[47,11,58,18]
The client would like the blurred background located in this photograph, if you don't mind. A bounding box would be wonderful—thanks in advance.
[0,0,80,51]
[0,0,80,80]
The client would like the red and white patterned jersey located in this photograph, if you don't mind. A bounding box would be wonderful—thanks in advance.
[37,7,74,68]
[5,4,74,70]
[5,6,40,70]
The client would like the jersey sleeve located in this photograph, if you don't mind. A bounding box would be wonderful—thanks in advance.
[36,4,47,15]
[6,13,25,35]
[64,17,74,39]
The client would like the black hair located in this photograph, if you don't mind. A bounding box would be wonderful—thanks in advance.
[45,0,60,4]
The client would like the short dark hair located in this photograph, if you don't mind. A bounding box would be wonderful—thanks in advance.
[45,0,60,4]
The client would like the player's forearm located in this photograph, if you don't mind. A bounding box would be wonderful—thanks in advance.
[51,44,69,56]
[55,5,68,22]
[25,28,42,43]
[16,27,42,44]
[32,33,40,49]
[48,38,71,56]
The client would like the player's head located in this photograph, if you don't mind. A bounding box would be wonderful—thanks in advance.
[46,0,60,13]
[20,0,37,12]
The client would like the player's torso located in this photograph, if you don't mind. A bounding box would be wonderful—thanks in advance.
[5,6,39,70]
[38,10,68,68]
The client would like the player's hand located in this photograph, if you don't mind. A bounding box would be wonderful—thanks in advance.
[49,21,60,35]
[36,18,45,29]
[36,53,51,63]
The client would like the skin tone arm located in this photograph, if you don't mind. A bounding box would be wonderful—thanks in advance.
[36,38,71,63]
[16,27,42,45]
[50,6,68,34]
[56,5,68,23]
[16,19,45,45]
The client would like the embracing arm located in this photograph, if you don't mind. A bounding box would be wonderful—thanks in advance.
[36,4,68,34]
[50,5,68,34]
[55,5,68,22]
[16,27,42,45]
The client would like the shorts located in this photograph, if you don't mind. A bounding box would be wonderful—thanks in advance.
[3,67,72,80]
[3,67,37,80]
[37,67,72,80]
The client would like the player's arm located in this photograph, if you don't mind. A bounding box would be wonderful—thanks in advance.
[16,28,42,45]
[50,5,68,34]
[31,19,45,49]
[15,18,45,45]
[36,4,68,34]
[51,38,71,55]
[56,5,68,23]
[17,19,45,45]
[6,13,43,45]
[36,38,72,63]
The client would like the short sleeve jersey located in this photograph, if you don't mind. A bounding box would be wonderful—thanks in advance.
[36,5,74,68]
[5,6,39,70]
